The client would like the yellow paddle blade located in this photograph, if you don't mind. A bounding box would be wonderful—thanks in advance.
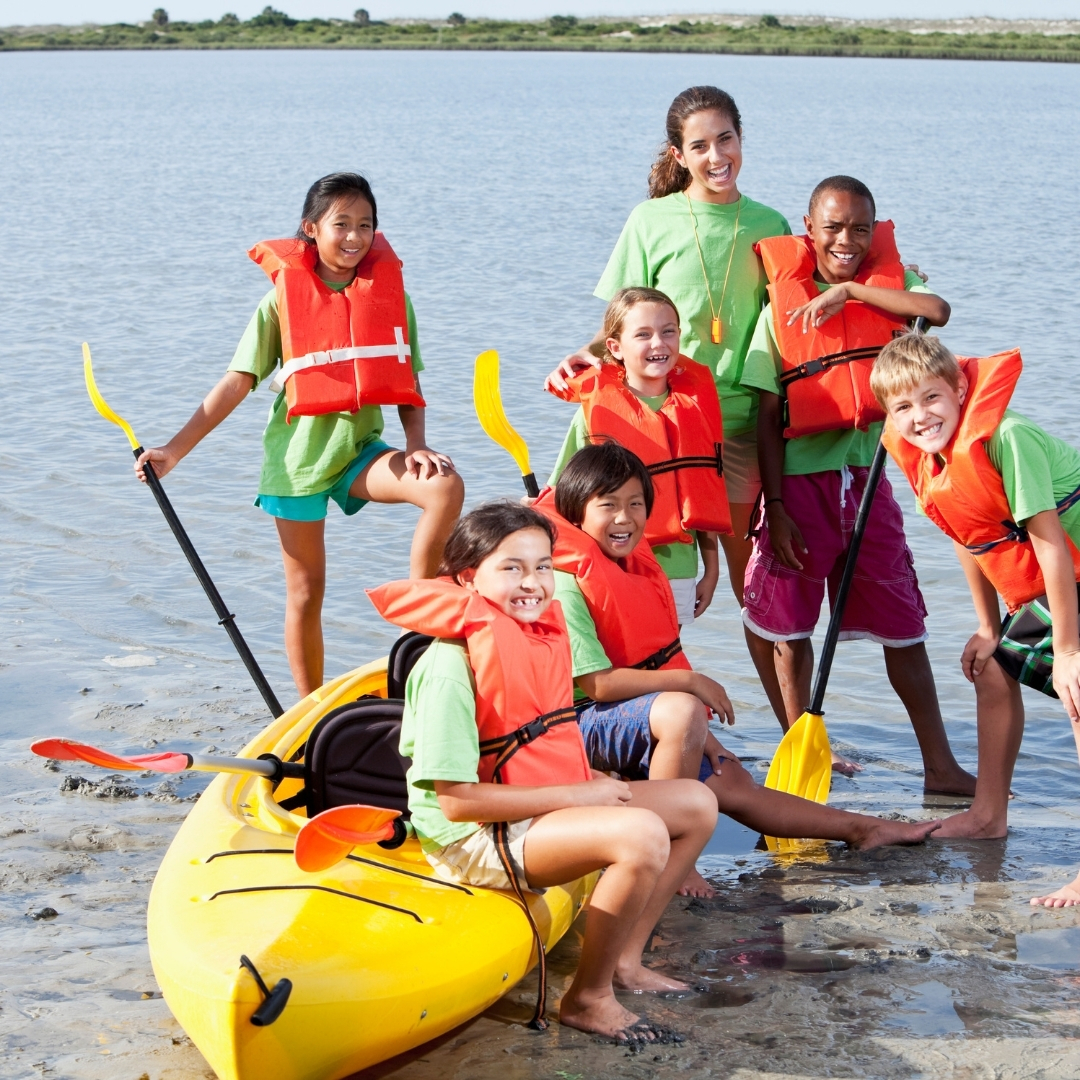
[83,343,139,450]
[473,350,531,477]
[763,710,832,804]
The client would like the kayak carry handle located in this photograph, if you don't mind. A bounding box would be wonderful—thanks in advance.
[240,954,292,1027]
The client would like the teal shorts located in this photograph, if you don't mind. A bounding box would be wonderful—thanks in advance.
[254,440,393,522]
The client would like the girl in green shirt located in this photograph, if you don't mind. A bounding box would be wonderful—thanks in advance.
[136,173,463,699]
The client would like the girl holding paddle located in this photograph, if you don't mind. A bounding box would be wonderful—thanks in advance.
[136,172,463,699]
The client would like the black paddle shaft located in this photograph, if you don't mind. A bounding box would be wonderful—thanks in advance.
[521,472,540,499]
[133,448,284,719]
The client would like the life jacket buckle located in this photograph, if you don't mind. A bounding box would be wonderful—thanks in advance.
[517,716,547,745]
[802,358,825,377]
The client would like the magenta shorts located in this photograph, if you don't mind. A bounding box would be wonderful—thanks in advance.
[742,468,928,646]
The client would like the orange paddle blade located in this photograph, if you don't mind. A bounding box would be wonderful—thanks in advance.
[30,738,190,773]
[294,805,401,872]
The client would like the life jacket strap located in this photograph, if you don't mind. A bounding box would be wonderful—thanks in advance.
[647,444,723,478]
[964,483,1080,556]
[269,328,411,392]
[632,638,684,671]
[778,345,883,390]
[478,707,580,781]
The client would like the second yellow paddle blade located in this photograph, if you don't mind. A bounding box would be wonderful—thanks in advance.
[83,342,139,450]
[473,350,531,477]
[763,710,832,804]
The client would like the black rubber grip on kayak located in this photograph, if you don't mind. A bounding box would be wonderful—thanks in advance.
[240,954,292,1027]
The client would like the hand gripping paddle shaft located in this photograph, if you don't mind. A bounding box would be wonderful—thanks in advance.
[474,350,539,497]
[84,344,283,718]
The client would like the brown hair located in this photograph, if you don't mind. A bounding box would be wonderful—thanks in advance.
[870,333,963,407]
[601,286,680,364]
[437,502,555,583]
[648,86,743,200]
[554,443,654,526]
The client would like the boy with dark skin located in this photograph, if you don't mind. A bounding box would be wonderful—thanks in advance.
[740,177,975,795]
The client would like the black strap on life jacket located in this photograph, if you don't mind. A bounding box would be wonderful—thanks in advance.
[646,443,723,477]
[965,483,1080,556]
[633,637,684,671]
[778,345,883,390]
[491,821,549,1031]
[478,707,579,783]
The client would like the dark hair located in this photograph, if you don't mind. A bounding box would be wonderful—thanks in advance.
[808,175,876,219]
[649,86,743,200]
[296,172,378,243]
[438,502,556,582]
[554,443,654,526]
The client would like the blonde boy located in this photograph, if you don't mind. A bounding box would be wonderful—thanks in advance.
[873,334,1080,906]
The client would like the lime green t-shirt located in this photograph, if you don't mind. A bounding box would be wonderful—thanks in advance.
[552,571,612,702]
[547,397,700,580]
[740,272,929,475]
[595,193,790,440]
[987,409,1080,548]
[399,638,483,853]
[228,283,425,497]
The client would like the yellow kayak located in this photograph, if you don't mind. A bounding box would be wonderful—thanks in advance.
[148,656,596,1080]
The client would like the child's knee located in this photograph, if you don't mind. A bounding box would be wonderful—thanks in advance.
[649,692,708,747]
[431,469,465,510]
[614,809,670,869]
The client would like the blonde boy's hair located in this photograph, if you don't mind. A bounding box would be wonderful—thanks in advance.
[871,333,962,407]
[600,287,680,365]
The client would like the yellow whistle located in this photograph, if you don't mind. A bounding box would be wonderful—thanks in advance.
[711,317,722,345]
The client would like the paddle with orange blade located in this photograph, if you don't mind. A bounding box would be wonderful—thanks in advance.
[31,737,303,783]
[294,805,404,871]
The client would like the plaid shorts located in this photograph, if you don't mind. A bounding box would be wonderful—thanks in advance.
[994,585,1080,697]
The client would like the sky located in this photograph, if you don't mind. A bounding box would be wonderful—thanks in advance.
[4,1,1080,26]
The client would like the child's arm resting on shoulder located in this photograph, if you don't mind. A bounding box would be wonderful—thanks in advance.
[135,370,255,483]
[1027,510,1080,719]
[433,775,631,822]
[398,376,456,479]
[576,666,734,725]
[788,283,950,335]
[955,541,1003,682]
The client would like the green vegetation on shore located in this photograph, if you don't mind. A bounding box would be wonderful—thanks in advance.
[4,7,1080,63]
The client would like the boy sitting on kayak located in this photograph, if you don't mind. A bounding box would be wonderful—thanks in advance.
[537,442,940,897]
[872,333,1080,905]
[740,174,974,792]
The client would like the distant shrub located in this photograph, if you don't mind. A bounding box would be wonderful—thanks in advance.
[549,14,577,35]
[448,12,466,25]
[219,13,239,25]
[152,8,169,26]
[759,14,781,28]
[250,6,296,27]
[354,8,369,25]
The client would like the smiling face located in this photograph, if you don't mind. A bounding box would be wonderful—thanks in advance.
[804,190,875,284]
[580,478,648,561]
[670,108,743,205]
[607,301,680,396]
[883,373,968,456]
[301,193,375,282]
[458,527,554,625]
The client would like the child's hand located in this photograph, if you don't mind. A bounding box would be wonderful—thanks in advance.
[1054,650,1080,722]
[135,445,181,483]
[960,627,1000,683]
[703,731,741,775]
[544,349,601,394]
[904,263,928,283]
[576,775,633,806]
[690,673,735,726]
[404,447,456,480]
[766,503,808,571]
[787,283,851,334]
[694,571,719,618]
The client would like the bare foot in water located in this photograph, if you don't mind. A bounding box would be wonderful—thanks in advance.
[613,961,690,994]
[831,750,864,777]
[931,808,1007,839]
[1031,873,1080,907]
[853,818,942,850]
[677,866,715,898]
[923,765,978,798]
[559,989,649,1039]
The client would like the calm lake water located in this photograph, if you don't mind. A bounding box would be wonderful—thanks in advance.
[2,47,1080,1078]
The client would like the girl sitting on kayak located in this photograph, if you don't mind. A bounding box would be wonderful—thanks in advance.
[536,443,941,896]
[136,172,463,698]
[547,286,728,624]
[366,503,716,1043]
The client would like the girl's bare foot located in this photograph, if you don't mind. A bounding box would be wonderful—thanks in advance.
[932,808,1007,839]
[831,750,864,777]
[613,962,689,993]
[923,765,977,798]
[677,866,715,898]
[559,989,643,1038]
[1031,873,1080,907]
[853,818,941,850]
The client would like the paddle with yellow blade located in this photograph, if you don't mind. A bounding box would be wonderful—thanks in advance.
[83,343,284,718]
[474,349,540,497]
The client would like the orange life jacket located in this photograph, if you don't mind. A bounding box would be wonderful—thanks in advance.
[756,221,908,439]
[366,577,592,786]
[535,491,691,670]
[882,348,1080,613]
[249,234,425,423]
[549,358,731,546]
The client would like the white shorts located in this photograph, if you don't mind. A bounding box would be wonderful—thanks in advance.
[722,429,762,506]
[424,819,541,892]
[669,576,699,625]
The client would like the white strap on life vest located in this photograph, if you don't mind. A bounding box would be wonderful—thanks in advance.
[269,326,410,393]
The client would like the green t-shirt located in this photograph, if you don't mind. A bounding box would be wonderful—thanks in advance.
[987,409,1080,547]
[595,193,790,440]
[553,571,612,701]
[740,272,928,476]
[228,283,425,497]
[548,397,699,580]
[399,638,483,853]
